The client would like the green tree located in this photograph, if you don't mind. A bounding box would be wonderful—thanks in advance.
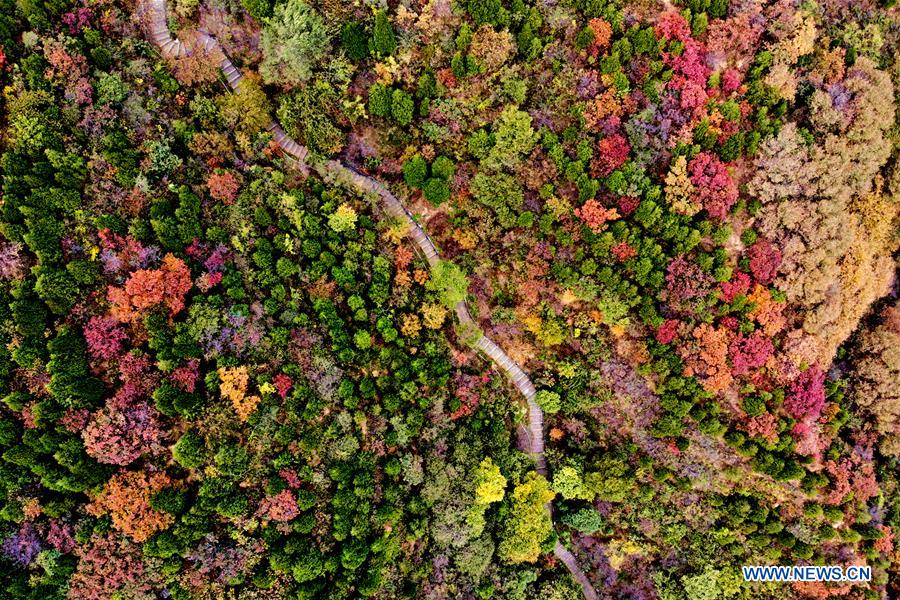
[96,72,129,105]
[173,431,205,469]
[403,154,427,188]
[681,568,722,600]
[431,156,456,180]
[552,466,591,500]
[426,261,469,308]
[292,544,325,582]
[277,81,345,155]
[422,177,450,205]
[259,0,330,86]
[561,508,607,534]
[467,0,508,28]
[354,330,372,349]
[242,0,272,20]
[341,21,369,61]
[368,83,392,117]
[584,456,633,502]
[390,89,414,125]
[370,10,396,56]
[219,72,273,137]
[34,267,78,314]
[484,105,537,170]
[469,172,524,228]
[535,390,561,414]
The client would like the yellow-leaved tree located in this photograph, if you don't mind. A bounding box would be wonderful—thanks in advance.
[498,472,555,563]
[218,366,260,422]
[467,457,507,536]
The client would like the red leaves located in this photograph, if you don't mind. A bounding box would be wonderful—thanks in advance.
[616,195,641,215]
[575,199,620,233]
[84,316,128,361]
[273,373,293,399]
[747,238,782,284]
[171,359,200,393]
[719,271,751,303]
[592,134,630,176]
[784,365,826,421]
[655,11,692,43]
[88,471,174,542]
[688,152,738,221]
[611,241,637,262]
[83,384,163,466]
[665,255,713,304]
[729,331,774,376]
[108,254,192,323]
[257,489,299,523]
[206,170,240,204]
[680,323,733,393]
[722,69,742,94]
[69,533,151,600]
[587,18,612,55]
[394,245,413,270]
[655,319,679,344]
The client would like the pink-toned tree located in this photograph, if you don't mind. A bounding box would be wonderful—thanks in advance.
[747,238,782,284]
[69,533,156,599]
[741,412,779,445]
[46,520,76,553]
[705,12,765,75]
[688,152,738,220]
[0,241,25,279]
[784,365,826,420]
[83,316,128,361]
[664,256,713,313]
[83,383,163,465]
[729,331,774,376]
[655,11,691,43]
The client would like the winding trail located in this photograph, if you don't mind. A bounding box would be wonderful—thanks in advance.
[142,3,595,597]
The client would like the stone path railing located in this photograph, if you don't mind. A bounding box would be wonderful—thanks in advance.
[141,2,595,597]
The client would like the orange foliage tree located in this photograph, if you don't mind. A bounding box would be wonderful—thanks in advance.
[574,199,619,234]
[679,323,733,393]
[218,366,260,422]
[88,471,174,542]
[108,254,192,323]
